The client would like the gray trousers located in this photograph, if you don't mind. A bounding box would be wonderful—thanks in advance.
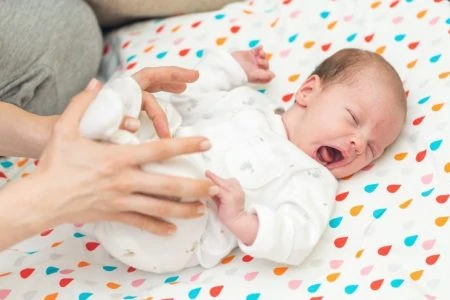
[0,0,102,115]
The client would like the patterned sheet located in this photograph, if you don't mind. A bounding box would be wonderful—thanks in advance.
[1,0,449,299]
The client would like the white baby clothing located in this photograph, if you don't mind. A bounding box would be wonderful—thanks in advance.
[80,48,338,273]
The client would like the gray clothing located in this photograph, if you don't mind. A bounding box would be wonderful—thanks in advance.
[86,0,241,28]
[0,0,102,115]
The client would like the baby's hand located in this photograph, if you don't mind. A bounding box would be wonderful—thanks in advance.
[231,46,275,84]
[206,171,246,225]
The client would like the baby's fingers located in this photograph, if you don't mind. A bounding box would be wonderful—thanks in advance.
[208,185,223,197]
[253,45,264,57]
[250,69,275,84]
[205,170,230,191]
[256,56,270,70]
[206,171,244,195]
[208,186,222,207]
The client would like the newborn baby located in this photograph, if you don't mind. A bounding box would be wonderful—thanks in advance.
[80,46,406,272]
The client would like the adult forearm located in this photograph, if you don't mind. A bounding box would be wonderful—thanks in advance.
[0,102,57,158]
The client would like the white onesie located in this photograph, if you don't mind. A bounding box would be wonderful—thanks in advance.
[80,49,338,273]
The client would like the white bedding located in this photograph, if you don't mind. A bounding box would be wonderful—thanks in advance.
[1,0,449,299]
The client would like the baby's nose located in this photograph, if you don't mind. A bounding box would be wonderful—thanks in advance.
[350,136,366,155]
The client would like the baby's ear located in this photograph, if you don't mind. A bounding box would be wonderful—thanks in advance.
[295,75,321,106]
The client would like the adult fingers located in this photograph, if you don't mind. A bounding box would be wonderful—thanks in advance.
[158,82,188,94]
[142,91,171,138]
[54,79,102,137]
[125,170,212,199]
[122,137,211,165]
[120,116,141,133]
[113,194,205,219]
[144,82,188,94]
[133,67,199,92]
[114,212,176,236]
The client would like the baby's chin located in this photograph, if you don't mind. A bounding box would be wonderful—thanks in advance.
[328,165,364,179]
[330,169,351,179]
[309,157,350,179]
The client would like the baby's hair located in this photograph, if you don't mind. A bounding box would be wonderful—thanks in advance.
[310,48,406,114]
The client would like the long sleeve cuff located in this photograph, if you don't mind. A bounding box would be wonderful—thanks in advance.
[183,47,249,94]
[237,203,293,260]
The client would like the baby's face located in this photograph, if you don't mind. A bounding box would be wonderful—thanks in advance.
[284,74,405,179]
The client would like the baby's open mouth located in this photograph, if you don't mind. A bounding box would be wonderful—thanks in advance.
[317,146,343,165]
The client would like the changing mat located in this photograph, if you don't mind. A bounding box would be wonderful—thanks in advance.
[1,0,449,299]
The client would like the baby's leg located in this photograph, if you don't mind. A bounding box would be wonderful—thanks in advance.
[94,154,207,272]
[95,102,207,273]
[95,214,206,273]
[81,81,207,272]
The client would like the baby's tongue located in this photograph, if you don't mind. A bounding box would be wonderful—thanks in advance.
[319,146,335,163]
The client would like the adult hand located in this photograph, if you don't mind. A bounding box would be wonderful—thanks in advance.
[0,79,210,250]
[120,67,200,138]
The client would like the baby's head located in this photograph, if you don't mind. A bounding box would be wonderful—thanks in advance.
[282,48,406,178]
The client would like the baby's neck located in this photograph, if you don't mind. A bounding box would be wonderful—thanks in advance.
[279,114,292,141]
[279,105,302,143]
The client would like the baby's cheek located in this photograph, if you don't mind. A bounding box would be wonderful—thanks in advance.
[357,155,373,171]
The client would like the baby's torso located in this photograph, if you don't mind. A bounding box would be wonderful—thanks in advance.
[167,88,336,267]
[170,86,331,208]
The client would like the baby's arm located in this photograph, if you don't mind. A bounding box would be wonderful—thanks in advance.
[182,46,274,93]
[231,46,275,84]
[180,48,249,94]
[206,171,258,245]
[207,170,337,265]
[168,47,274,120]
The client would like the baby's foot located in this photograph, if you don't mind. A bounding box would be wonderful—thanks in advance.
[79,77,142,141]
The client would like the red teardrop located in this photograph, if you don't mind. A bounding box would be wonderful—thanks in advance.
[210,285,224,297]
[335,192,349,201]
[334,237,348,248]
[85,242,100,251]
[378,245,392,256]
[370,279,384,290]
[59,278,74,287]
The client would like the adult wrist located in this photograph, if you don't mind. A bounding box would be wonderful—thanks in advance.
[0,175,57,249]
[29,115,58,159]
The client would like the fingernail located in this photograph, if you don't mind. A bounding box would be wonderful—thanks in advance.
[86,78,98,91]
[167,225,177,235]
[200,140,211,150]
[197,204,206,214]
[209,185,220,195]
[125,118,141,131]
